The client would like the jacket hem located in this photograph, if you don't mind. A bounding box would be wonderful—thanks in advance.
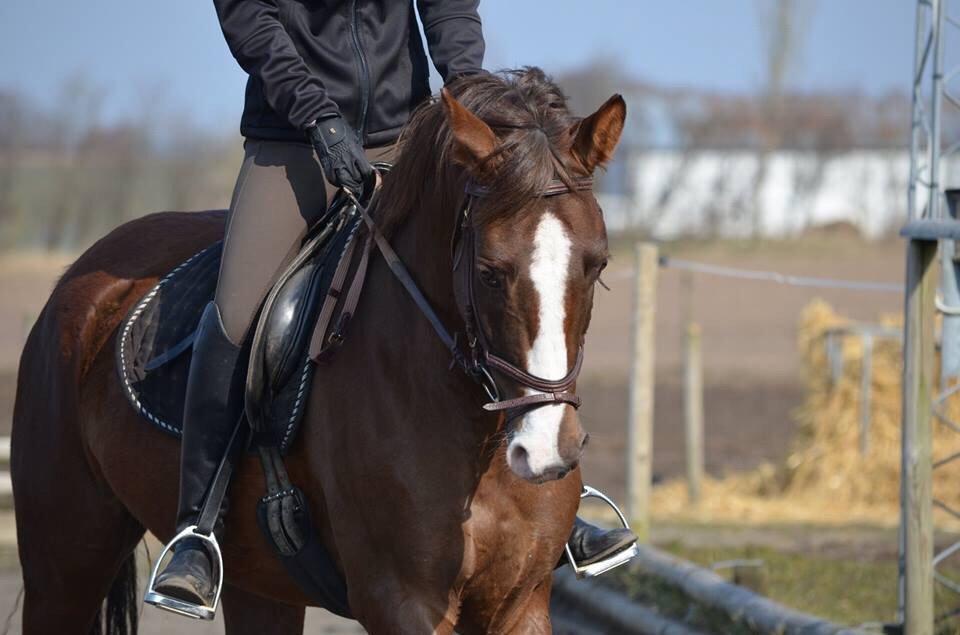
[241,123,404,147]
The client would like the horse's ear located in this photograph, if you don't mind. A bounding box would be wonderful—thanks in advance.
[569,94,626,173]
[441,88,497,172]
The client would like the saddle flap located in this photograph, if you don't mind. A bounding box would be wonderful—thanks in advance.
[116,241,224,436]
[245,191,367,450]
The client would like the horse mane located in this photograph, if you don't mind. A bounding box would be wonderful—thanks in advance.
[378,67,581,235]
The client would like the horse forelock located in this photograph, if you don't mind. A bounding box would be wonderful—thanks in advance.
[379,67,583,235]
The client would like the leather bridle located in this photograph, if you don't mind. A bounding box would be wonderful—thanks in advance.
[346,173,594,422]
[452,178,593,421]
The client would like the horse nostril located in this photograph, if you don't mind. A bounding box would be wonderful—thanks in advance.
[556,468,569,480]
[508,444,529,472]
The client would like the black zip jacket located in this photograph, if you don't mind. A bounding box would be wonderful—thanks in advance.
[213,0,484,146]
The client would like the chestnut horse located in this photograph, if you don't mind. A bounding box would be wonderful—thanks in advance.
[12,69,624,634]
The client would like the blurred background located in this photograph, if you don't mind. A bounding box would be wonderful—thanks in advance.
[0,0,923,250]
[0,0,948,632]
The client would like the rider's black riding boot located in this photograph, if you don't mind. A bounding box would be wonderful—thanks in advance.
[559,517,638,569]
[151,302,246,610]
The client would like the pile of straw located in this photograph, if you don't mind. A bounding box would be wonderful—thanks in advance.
[652,300,960,527]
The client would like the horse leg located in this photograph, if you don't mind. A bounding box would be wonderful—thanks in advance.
[222,584,305,635]
[500,579,553,635]
[15,452,145,634]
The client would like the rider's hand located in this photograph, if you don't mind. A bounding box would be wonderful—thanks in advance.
[306,115,374,198]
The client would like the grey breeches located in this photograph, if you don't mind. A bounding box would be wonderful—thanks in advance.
[215,139,395,343]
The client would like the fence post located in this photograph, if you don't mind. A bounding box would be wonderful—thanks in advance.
[859,333,874,456]
[684,322,704,504]
[627,242,658,540]
[901,236,937,635]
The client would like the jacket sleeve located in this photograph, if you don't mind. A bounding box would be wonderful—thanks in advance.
[416,0,485,82]
[213,0,338,130]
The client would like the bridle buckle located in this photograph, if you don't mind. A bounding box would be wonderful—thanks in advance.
[476,365,501,403]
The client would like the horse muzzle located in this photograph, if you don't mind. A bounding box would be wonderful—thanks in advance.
[505,403,587,483]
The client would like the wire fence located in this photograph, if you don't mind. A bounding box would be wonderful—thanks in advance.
[610,254,903,293]
[659,256,903,293]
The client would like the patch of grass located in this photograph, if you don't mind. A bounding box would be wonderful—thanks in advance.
[604,563,757,634]
[605,542,960,635]
[603,543,960,633]
[663,543,894,627]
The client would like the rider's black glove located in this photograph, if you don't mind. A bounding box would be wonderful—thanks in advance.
[306,115,374,198]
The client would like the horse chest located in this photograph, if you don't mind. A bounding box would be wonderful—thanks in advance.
[455,505,563,632]
[459,475,576,584]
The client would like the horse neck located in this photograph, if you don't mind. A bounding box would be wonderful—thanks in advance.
[388,190,457,321]
[373,178,499,444]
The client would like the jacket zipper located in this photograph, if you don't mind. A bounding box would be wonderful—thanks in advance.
[349,0,371,144]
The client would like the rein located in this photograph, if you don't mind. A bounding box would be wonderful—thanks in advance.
[345,173,594,422]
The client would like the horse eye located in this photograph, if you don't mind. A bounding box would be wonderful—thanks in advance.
[589,259,608,279]
[593,259,610,290]
[478,266,503,289]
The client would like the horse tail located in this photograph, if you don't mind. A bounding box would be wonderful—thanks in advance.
[89,552,138,635]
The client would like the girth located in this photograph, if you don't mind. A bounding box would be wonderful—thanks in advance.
[341,173,594,423]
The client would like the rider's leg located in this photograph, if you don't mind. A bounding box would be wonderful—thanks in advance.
[150,141,393,613]
[215,141,396,343]
[150,140,333,611]
[150,299,247,609]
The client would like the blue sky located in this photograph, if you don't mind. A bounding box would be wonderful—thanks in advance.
[0,1,917,131]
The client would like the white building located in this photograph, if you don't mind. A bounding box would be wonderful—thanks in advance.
[598,149,960,239]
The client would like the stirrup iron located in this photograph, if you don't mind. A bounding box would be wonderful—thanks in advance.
[144,525,225,620]
[565,485,640,578]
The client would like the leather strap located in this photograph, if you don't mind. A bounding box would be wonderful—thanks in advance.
[144,330,197,372]
[354,200,465,365]
[484,346,583,393]
[332,234,373,342]
[309,231,361,358]
[307,188,468,370]
[309,232,374,362]
[483,391,582,423]
[255,444,351,618]
[195,415,249,536]
[464,176,593,199]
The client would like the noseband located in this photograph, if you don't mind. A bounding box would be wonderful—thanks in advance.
[349,174,594,422]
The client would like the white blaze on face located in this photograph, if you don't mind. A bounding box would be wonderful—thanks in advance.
[507,212,572,479]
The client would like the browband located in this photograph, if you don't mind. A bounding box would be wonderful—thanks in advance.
[464,176,594,199]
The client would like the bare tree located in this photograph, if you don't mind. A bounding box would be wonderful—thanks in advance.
[44,76,106,249]
[0,92,24,244]
[750,0,815,237]
[558,58,646,229]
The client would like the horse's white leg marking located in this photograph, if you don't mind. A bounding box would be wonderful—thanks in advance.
[507,212,572,479]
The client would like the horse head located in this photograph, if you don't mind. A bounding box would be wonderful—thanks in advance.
[437,72,626,484]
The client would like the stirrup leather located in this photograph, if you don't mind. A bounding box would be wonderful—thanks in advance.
[144,526,225,620]
[565,485,640,578]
